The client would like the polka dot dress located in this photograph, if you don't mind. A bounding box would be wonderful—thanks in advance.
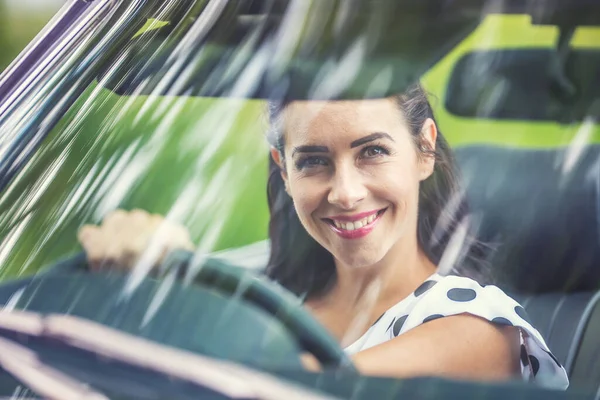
[343,273,569,390]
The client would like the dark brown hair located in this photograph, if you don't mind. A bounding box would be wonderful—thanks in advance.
[265,83,492,300]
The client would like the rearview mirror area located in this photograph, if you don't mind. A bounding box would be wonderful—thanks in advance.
[445,49,600,123]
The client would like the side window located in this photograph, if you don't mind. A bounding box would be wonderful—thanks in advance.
[0,36,271,280]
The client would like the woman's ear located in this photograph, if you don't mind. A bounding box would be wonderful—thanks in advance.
[419,118,437,181]
[270,147,291,195]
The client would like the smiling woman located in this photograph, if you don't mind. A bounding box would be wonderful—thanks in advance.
[3,0,600,397]
[260,83,567,386]
[78,83,569,389]
[265,84,473,300]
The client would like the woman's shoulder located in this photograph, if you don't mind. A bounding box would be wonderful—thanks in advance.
[360,272,526,339]
[346,271,569,389]
[404,273,538,340]
[395,272,569,390]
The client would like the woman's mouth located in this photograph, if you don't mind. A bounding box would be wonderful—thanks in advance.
[323,208,387,239]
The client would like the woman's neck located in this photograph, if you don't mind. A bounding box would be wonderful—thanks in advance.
[305,236,437,346]
[332,238,437,308]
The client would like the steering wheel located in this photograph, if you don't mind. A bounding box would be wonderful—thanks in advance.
[0,251,355,372]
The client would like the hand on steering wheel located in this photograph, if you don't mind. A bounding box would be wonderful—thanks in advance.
[75,209,355,372]
[77,209,195,272]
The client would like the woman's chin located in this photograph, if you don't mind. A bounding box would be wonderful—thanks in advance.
[333,248,387,270]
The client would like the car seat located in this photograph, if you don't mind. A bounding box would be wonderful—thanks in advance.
[455,144,600,393]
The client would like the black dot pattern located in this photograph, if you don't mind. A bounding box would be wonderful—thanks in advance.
[423,314,444,323]
[414,280,437,297]
[393,315,408,336]
[515,306,531,324]
[492,317,513,326]
[447,288,477,302]
[345,274,568,388]
[386,318,395,332]
[529,355,540,376]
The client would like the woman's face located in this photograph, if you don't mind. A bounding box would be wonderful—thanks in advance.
[274,98,437,269]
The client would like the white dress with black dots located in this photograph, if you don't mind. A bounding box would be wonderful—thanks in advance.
[343,273,569,390]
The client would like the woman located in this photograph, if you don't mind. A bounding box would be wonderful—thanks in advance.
[78,84,569,389]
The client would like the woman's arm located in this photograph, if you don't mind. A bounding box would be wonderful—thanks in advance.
[351,314,520,382]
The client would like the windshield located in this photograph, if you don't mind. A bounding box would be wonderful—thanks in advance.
[0,0,599,397]
[0,0,596,277]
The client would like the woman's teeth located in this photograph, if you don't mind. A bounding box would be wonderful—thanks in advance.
[333,213,377,231]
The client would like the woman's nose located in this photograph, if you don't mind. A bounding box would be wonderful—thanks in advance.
[327,167,367,210]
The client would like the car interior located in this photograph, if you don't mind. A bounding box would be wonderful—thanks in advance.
[0,0,599,398]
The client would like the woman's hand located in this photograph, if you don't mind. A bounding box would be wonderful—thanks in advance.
[77,209,195,272]
[300,353,322,372]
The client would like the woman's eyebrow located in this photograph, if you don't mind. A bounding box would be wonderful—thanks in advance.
[350,132,394,148]
[292,145,328,157]
[290,132,393,157]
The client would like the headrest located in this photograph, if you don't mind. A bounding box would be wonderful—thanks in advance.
[455,145,600,294]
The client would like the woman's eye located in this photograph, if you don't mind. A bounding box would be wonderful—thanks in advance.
[362,145,390,158]
[296,156,328,170]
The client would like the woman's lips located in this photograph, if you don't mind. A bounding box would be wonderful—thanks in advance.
[324,208,387,239]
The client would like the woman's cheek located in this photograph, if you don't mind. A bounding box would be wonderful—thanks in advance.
[290,182,321,220]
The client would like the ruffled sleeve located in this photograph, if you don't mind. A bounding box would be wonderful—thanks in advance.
[395,275,569,390]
